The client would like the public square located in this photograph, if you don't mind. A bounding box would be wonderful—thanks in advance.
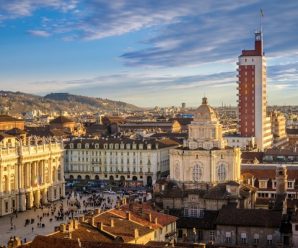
[0,191,119,247]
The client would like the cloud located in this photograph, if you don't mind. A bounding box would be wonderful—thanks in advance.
[0,0,78,19]
[18,60,296,106]
[28,29,51,37]
[121,1,298,67]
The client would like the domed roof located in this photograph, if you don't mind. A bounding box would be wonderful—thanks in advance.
[194,97,218,122]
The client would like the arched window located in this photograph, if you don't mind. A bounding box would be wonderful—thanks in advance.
[217,164,226,182]
[192,164,202,182]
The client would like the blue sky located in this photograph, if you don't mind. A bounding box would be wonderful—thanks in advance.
[0,0,297,107]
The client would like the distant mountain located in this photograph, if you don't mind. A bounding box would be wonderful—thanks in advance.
[0,91,141,116]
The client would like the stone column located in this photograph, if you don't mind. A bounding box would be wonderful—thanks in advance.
[31,162,35,186]
[28,191,34,209]
[42,189,48,204]
[18,193,26,211]
[26,163,30,188]
[47,186,54,202]
[48,158,53,184]
[34,190,41,208]
[61,183,66,198]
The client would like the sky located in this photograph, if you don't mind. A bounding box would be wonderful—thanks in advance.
[0,0,297,107]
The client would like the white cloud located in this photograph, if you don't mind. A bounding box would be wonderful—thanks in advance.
[28,29,51,37]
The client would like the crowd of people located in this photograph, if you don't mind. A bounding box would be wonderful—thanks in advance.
[4,190,121,247]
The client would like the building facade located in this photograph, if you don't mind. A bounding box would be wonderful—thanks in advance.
[0,115,25,131]
[0,136,65,216]
[64,138,177,186]
[237,31,272,150]
[242,163,298,204]
[271,111,288,147]
[170,97,241,189]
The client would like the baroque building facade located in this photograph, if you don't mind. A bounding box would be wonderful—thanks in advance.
[64,138,178,186]
[170,97,241,189]
[0,135,65,216]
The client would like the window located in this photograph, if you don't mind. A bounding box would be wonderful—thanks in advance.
[209,231,215,241]
[259,180,268,189]
[225,232,231,243]
[267,235,272,245]
[217,164,226,182]
[192,164,202,182]
[240,233,247,244]
[295,224,298,231]
[254,233,259,244]
[288,181,294,189]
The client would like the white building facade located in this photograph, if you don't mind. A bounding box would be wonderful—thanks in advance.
[0,135,65,216]
[170,97,241,189]
[64,138,177,186]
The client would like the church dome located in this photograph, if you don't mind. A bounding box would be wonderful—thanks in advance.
[194,97,218,122]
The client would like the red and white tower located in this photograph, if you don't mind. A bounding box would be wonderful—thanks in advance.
[237,31,272,150]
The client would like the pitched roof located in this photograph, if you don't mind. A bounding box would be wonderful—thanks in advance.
[118,203,178,227]
[0,114,23,122]
[241,164,298,180]
[50,116,74,124]
[216,208,282,228]
[65,137,177,150]
[177,211,218,230]
[241,151,264,163]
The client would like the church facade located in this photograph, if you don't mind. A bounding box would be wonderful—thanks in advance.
[170,97,241,189]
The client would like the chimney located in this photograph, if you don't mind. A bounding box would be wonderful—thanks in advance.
[134,228,139,239]
[126,211,131,220]
[60,224,66,233]
[97,222,103,231]
[91,217,95,226]
[154,217,158,225]
[94,209,101,215]
[276,165,288,195]
[148,213,152,222]
[73,219,78,229]
[110,218,114,227]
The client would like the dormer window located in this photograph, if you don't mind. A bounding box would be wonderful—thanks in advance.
[77,143,81,149]
[85,144,89,149]
[259,179,268,189]
[126,144,131,150]
[104,143,108,149]
[288,181,294,189]
[139,144,143,150]
[95,143,99,149]
[70,143,74,149]
[109,143,113,149]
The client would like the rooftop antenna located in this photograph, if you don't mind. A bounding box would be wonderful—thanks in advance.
[260,9,264,33]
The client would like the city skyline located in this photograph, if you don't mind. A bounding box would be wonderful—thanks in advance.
[0,1,298,107]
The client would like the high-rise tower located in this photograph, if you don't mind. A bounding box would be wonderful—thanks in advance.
[237,31,272,150]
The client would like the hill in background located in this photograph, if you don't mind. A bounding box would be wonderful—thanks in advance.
[0,91,141,116]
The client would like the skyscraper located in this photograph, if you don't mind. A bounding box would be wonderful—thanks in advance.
[237,31,272,150]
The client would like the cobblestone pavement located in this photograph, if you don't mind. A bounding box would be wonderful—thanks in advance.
[0,192,119,246]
